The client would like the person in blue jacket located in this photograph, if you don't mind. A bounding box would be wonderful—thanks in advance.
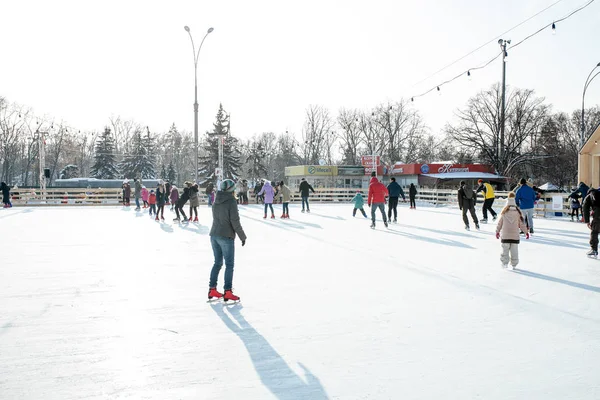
[515,178,537,234]
[386,177,405,223]
[351,190,368,218]
[569,182,589,221]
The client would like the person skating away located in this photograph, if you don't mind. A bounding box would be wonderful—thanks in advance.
[368,177,389,228]
[205,182,215,206]
[133,178,142,210]
[386,177,406,223]
[277,181,291,218]
[239,180,249,205]
[515,178,537,234]
[258,180,275,218]
[457,181,480,231]
[1,182,12,208]
[582,187,600,258]
[254,180,264,204]
[141,186,149,208]
[170,185,179,211]
[409,183,417,209]
[189,183,200,222]
[165,181,172,206]
[569,195,581,222]
[207,179,247,303]
[155,180,167,221]
[495,191,529,269]
[174,182,190,222]
[299,178,315,213]
[351,190,368,218]
[148,190,157,216]
[122,180,131,206]
[476,179,497,223]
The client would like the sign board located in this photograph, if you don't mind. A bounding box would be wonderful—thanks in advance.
[552,195,563,211]
[361,155,380,167]
[338,166,365,176]
[390,163,495,175]
[307,165,337,176]
[364,165,385,176]
[215,168,223,178]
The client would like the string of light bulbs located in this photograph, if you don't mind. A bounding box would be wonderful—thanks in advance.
[410,0,597,102]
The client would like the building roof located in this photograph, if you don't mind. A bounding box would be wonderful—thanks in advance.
[422,172,506,180]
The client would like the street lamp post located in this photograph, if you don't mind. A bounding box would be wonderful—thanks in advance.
[498,39,510,172]
[581,62,600,148]
[184,25,214,183]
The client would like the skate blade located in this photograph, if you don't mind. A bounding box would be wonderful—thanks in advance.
[206,298,223,303]
[222,300,241,305]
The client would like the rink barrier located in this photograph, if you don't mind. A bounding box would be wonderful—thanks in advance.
[6,187,573,216]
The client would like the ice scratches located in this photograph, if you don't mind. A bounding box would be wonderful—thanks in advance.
[155,328,179,334]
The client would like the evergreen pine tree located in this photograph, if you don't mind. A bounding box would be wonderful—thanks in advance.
[199,104,242,180]
[160,164,167,180]
[167,160,177,184]
[118,129,156,179]
[246,142,268,180]
[91,127,119,179]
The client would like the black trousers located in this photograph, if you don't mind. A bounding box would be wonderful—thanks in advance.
[462,205,479,227]
[482,198,497,220]
[175,204,187,220]
[388,197,399,220]
[409,196,416,208]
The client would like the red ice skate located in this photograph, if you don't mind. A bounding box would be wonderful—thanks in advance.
[285,214,289,219]
[270,214,275,219]
[223,290,240,302]
[161,215,165,220]
[263,214,267,219]
[208,287,223,301]
[193,216,198,222]
[155,216,159,221]
[280,214,285,218]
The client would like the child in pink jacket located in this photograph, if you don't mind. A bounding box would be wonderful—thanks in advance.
[495,192,529,270]
[141,186,149,208]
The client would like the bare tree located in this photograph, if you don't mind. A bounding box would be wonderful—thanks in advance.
[445,84,548,177]
[337,108,364,165]
[301,105,335,165]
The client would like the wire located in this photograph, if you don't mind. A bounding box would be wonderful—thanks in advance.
[411,0,597,101]
[410,0,565,89]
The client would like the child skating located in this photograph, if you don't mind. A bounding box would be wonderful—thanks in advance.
[495,192,528,269]
[141,186,149,208]
[148,190,157,216]
[351,190,368,218]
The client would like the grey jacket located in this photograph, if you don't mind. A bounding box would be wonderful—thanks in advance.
[210,191,247,241]
[134,181,142,198]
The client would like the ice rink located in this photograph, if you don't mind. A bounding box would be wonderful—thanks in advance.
[1,202,599,399]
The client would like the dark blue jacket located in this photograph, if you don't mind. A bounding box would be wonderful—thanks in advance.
[515,184,536,210]
[387,181,405,200]
[570,183,589,201]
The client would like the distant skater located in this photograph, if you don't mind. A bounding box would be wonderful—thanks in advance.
[476,179,497,223]
[148,190,157,216]
[495,192,528,269]
[134,178,142,210]
[259,180,275,219]
[278,181,291,218]
[156,180,167,221]
[170,185,179,211]
[351,190,368,218]
[141,186,149,208]
[174,182,190,222]
[387,177,405,223]
[299,178,315,213]
[189,183,200,222]
[1,182,12,208]
[368,176,388,229]
[458,181,479,231]
[409,183,417,209]
[583,187,600,258]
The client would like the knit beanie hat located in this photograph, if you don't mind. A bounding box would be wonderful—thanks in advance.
[220,179,236,192]
[506,191,516,206]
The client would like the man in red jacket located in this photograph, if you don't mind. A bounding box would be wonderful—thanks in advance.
[368,177,389,228]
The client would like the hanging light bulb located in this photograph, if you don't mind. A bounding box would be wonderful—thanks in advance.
[552,22,556,34]
[467,70,472,81]
[437,86,441,95]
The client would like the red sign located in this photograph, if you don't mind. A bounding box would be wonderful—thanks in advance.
[390,163,494,175]
[364,165,386,176]
[361,155,380,167]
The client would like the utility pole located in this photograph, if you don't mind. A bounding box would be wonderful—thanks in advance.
[498,39,510,174]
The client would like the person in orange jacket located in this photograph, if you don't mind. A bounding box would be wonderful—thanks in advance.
[368,176,389,228]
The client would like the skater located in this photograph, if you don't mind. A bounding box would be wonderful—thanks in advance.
[387,177,405,223]
[583,187,600,258]
[495,192,529,269]
[165,181,172,206]
[122,180,131,206]
[457,181,479,231]
[134,178,142,210]
[208,179,247,302]
[515,178,537,234]
[368,176,389,228]
[239,179,249,205]
[476,179,497,223]
[148,189,157,216]
[141,186,149,208]
[258,180,275,218]
[299,178,315,213]
[174,182,190,222]
[569,193,581,222]
[254,180,264,204]
[189,183,200,222]
[277,181,291,218]
[570,182,589,222]
[155,180,167,221]
[1,181,12,208]
[170,185,179,211]
[351,190,368,218]
[206,182,215,206]
[409,183,417,209]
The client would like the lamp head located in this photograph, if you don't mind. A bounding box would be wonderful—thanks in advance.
[208,27,214,33]
[184,26,190,32]
[597,62,600,67]
[498,39,503,45]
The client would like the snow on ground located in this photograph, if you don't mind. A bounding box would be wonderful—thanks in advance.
[1,202,599,399]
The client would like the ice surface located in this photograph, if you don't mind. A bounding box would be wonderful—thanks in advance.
[1,203,599,399]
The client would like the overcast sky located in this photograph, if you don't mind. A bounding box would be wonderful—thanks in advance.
[1,0,598,141]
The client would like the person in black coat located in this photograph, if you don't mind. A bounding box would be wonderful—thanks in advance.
[583,188,600,257]
[1,182,11,208]
[174,182,191,222]
[457,181,479,231]
[299,178,315,212]
[409,183,417,209]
